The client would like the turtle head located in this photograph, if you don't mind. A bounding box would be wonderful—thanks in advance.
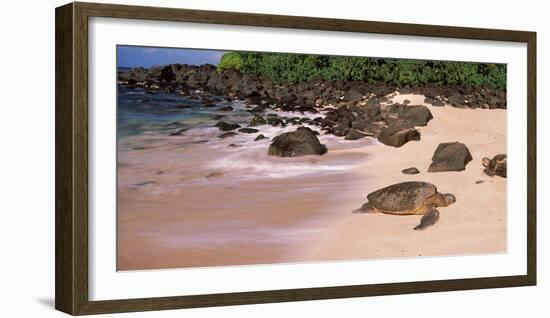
[441,193,456,207]
[352,202,375,214]
[482,157,491,168]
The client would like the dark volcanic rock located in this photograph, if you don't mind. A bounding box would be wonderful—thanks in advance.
[371,86,389,97]
[218,106,233,111]
[425,96,445,107]
[249,104,269,113]
[365,98,381,107]
[254,134,268,141]
[382,104,433,127]
[119,67,157,82]
[488,95,506,109]
[218,132,238,139]
[344,88,363,103]
[285,117,301,125]
[356,104,382,121]
[248,115,267,126]
[377,121,421,147]
[351,119,384,136]
[245,94,262,105]
[268,127,327,157]
[428,142,473,172]
[266,116,285,127]
[215,121,241,131]
[168,128,189,136]
[402,167,420,175]
[300,126,320,135]
[423,87,441,99]
[432,98,445,107]
[345,128,368,140]
[238,127,259,134]
[159,64,179,82]
[378,96,389,103]
[205,72,226,93]
[447,93,466,107]
[404,105,433,126]
[330,123,351,137]
[238,76,262,97]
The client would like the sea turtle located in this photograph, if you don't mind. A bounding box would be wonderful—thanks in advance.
[482,154,507,178]
[352,181,456,230]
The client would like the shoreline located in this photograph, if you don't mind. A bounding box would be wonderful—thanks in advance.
[117,124,374,270]
[300,93,507,261]
[117,91,506,271]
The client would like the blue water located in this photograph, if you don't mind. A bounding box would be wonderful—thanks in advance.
[116,77,371,185]
[117,85,251,139]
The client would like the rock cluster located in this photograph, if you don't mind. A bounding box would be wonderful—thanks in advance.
[119,64,505,154]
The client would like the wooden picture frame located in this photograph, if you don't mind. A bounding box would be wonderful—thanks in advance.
[55,1,537,315]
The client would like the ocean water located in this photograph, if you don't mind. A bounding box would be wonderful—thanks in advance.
[116,80,374,271]
[117,85,252,139]
[117,84,326,139]
[117,82,372,181]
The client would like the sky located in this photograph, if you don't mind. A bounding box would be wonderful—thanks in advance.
[117,46,227,68]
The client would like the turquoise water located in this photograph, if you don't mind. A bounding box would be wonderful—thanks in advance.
[117,85,251,139]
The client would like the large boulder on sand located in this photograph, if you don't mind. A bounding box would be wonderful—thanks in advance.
[268,127,327,157]
[377,120,420,147]
[428,142,473,172]
[382,104,433,127]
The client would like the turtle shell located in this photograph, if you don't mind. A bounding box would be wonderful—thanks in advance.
[490,154,507,178]
[366,181,438,212]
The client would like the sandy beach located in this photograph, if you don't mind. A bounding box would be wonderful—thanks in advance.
[117,93,506,271]
[301,93,507,261]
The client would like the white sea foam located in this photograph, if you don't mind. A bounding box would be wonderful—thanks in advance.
[204,142,359,179]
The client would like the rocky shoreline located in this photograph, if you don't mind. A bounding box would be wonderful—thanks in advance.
[119,63,507,154]
[117,91,508,268]
[116,61,509,267]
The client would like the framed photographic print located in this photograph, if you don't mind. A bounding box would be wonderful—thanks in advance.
[55,2,537,315]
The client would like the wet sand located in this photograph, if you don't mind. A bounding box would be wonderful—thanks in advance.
[117,93,506,271]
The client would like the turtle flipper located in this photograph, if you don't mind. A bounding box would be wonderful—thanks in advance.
[352,202,377,214]
[413,208,440,230]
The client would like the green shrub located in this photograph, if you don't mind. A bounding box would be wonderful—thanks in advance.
[484,64,507,90]
[217,52,243,70]
[217,52,506,90]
